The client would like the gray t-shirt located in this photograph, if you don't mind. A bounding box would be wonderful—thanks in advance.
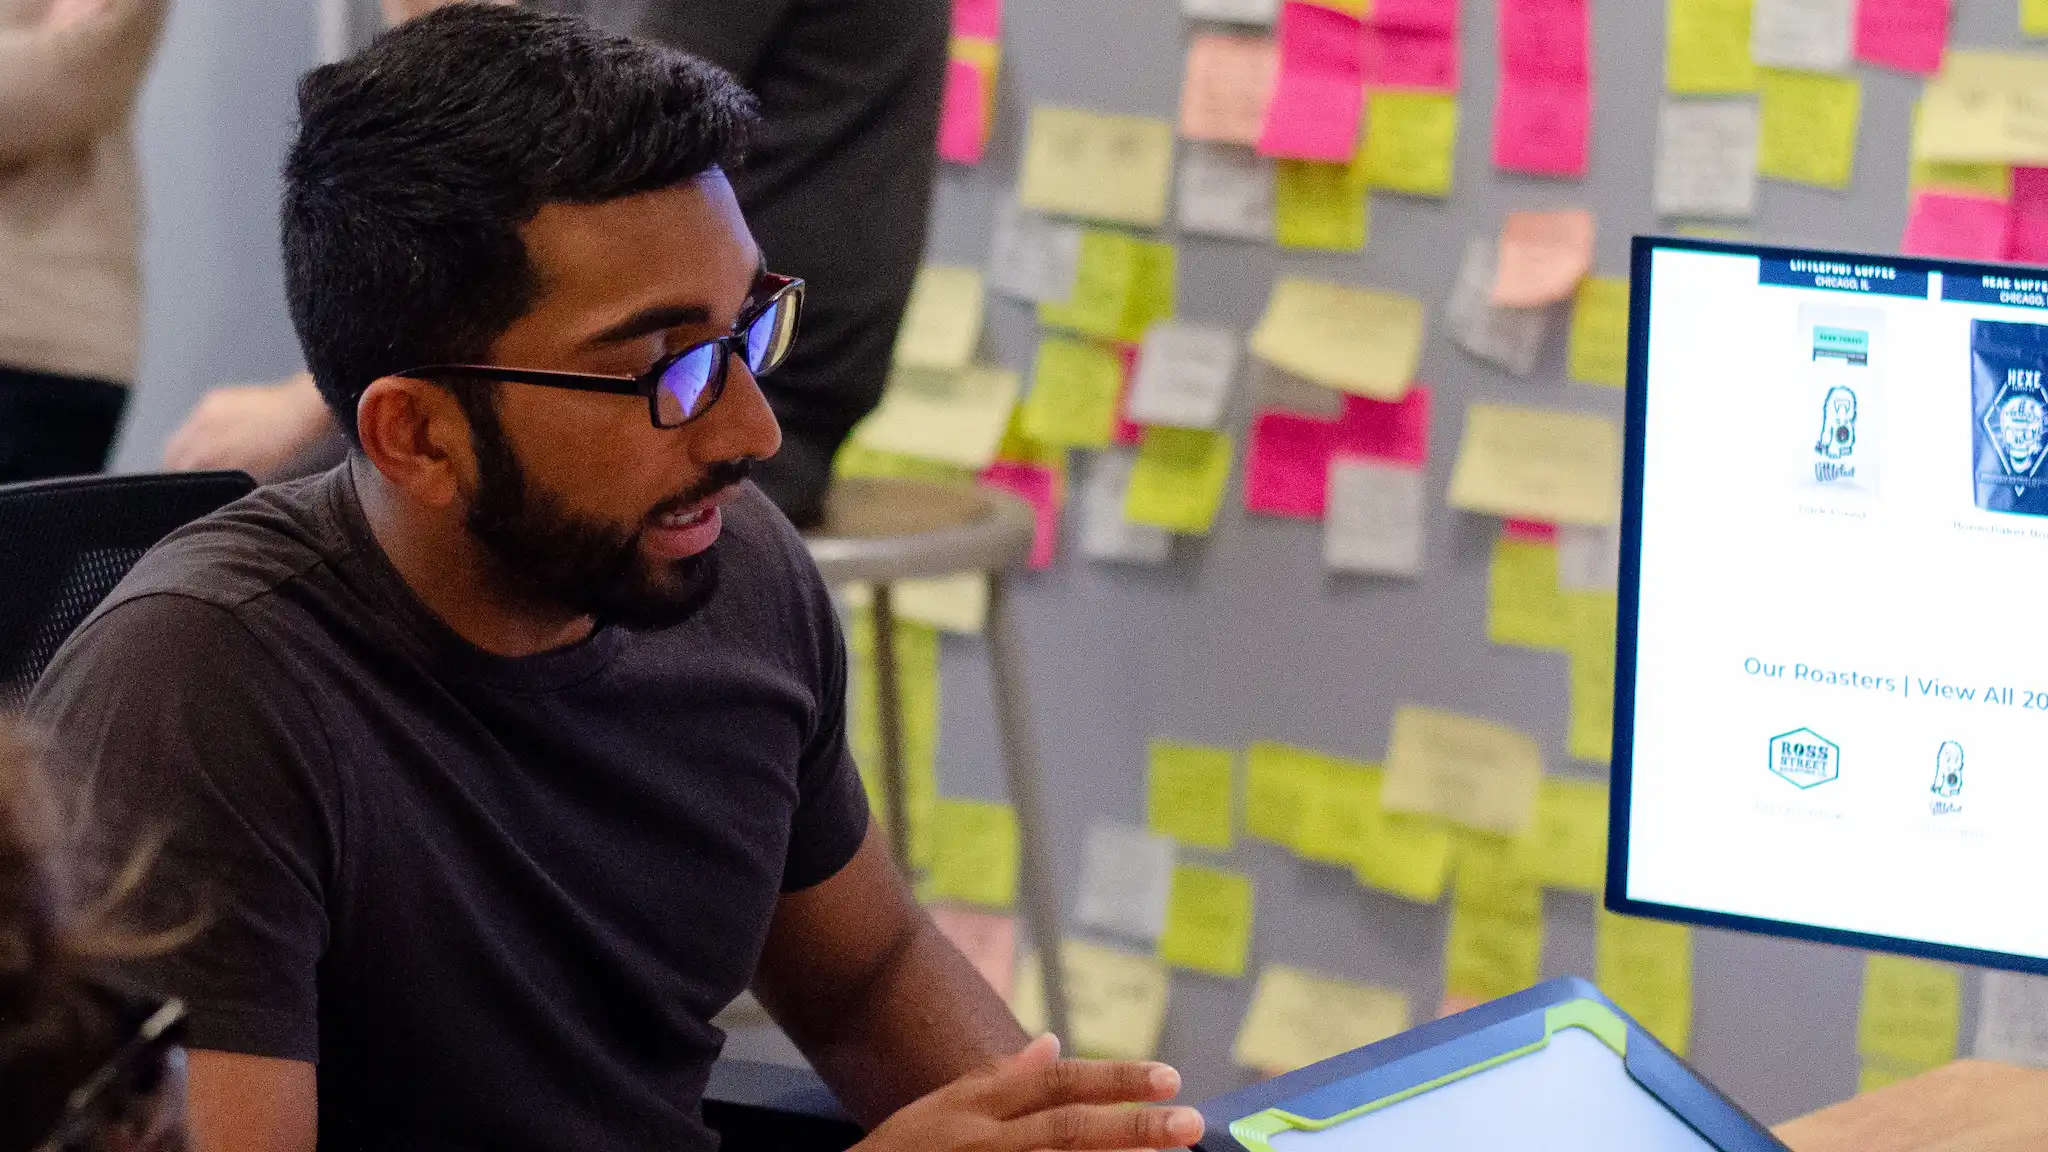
[29,466,869,1151]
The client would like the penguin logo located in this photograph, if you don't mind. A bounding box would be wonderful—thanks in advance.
[1931,741,1964,800]
[1816,386,1857,460]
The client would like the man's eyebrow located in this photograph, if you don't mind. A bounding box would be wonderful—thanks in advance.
[586,304,712,346]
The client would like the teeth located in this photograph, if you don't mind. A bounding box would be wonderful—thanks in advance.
[658,508,709,528]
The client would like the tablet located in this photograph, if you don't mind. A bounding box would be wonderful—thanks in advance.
[1194,978,1782,1152]
[1611,237,2048,976]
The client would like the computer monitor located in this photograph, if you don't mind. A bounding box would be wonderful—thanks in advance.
[1611,235,2048,977]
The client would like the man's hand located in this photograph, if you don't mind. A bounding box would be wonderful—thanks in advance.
[164,373,335,482]
[42,0,107,31]
[852,1034,1205,1152]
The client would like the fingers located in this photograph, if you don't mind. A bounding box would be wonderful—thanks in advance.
[974,1052,1183,1119]
[1005,1102,1204,1151]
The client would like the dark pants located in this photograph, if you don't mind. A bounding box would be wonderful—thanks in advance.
[0,366,129,484]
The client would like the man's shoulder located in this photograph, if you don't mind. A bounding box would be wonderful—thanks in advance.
[97,469,344,619]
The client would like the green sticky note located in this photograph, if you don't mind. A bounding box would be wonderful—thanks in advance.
[1124,427,1234,535]
[1022,337,1123,449]
[1598,911,1694,1056]
[1125,238,1178,343]
[1758,68,1861,190]
[1039,230,1141,340]
[1531,778,1607,894]
[1564,591,1618,765]
[1857,1058,1921,1093]
[1245,741,1315,849]
[1158,863,1255,978]
[1444,906,1544,1001]
[1353,808,1454,904]
[1147,739,1236,851]
[835,441,977,486]
[1488,537,1567,651]
[2026,0,2048,37]
[1858,955,1961,1071]
[1275,159,1369,252]
[1296,754,1379,866]
[1359,91,1459,197]
[924,798,1020,909]
[1451,831,1544,923]
[849,610,941,869]
[1568,277,1630,388]
[1666,0,1758,94]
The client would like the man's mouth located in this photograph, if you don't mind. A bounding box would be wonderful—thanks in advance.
[653,504,716,529]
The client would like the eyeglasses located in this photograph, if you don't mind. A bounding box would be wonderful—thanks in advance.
[34,992,188,1152]
[399,273,804,429]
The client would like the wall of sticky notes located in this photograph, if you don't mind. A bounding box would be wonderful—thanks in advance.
[754,0,2048,1125]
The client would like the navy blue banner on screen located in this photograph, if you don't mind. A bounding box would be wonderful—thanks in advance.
[1940,271,2048,309]
[1757,256,1929,299]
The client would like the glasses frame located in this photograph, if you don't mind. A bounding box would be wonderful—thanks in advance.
[34,993,188,1152]
[398,273,805,429]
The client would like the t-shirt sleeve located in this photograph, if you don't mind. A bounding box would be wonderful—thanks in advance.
[778,561,871,894]
[28,594,336,1062]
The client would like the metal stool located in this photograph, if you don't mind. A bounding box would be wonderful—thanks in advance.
[805,475,1070,1042]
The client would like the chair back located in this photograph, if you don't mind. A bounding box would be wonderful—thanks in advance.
[0,471,255,709]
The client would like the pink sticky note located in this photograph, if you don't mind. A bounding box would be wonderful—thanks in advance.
[1901,193,2010,261]
[1360,24,1460,92]
[1182,34,1279,146]
[2008,169,2048,265]
[979,461,1060,569]
[938,60,988,165]
[1853,0,1949,76]
[951,0,1002,40]
[928,907,1016,999]
[1503,519,1556,543]
[1498,0,1589,83]
[1334,386,1430,468]
[1257,2,1365,163]
[1245,409,1337,519]
[1493,75,1590,178]
[1492,208,1595,306]
[1367,0,1458,32]
[1113,344,1144,447]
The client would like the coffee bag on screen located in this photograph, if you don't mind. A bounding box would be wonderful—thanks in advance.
[1971,320,2048,517]
[1799,304,1882,493]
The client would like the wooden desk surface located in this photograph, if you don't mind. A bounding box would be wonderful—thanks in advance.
[1773,1060,2048,1152]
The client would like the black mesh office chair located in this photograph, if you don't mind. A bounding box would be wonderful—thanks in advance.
[0,470,256,710]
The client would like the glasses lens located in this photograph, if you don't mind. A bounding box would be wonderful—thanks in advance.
[657,342,721,425]
[744,294,797,376]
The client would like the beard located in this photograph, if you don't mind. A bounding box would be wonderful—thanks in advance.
[458,398,748,632]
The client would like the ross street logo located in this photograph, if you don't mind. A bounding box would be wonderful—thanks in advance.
[1769,728,1839,789]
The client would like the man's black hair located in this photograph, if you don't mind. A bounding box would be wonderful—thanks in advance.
[281,3,759,443]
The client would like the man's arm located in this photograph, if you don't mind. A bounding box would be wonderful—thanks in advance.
[752,821,1029,1125]
[0,0,166,161]
[185,1052,317,1152]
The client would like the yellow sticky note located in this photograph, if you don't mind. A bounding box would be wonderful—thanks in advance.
[835,440,977,487]
[1444,906,1544,1001]
[1039,230,1140,340]
[1246,741,1315,849]
[1353,807,1455,904]
[994,407,1069,477]
[1147,739,1236,851]
[1758,68,1861,190]
[1124,427,1234,535]
[1360,91,1459,198]
[1531,778,1607,894]
[1452,831,1543,924]
[1295,753,1378,867]
[1907,102,2013,199]
[1666,0,1758,94]
[1234,965,1411,1074]
[1598,911,1694,1055]
[1568,277,1630,388]
[1013,941,1172,1060]
[853,366,1020,469]
[1488,537,1566,651]
[1564,591,1618,765]
[1019,106,1176,228]
[840,574,989,636]
[924,798,1020,909]
[1858,1058,1922,1093]
[893,266,985,370]
[1022,337,1123,449]
[1858,955,1961,1071]
[1248,277,1424,401]
[2027,0,2048,38]
[1384,705,1544,835]
[1158,863,1255,978]
[1915,51,2048,165]
[1447,402,1623,526]
[849,610,941,868]
[1274,160,1369,252]
[1127,239,1178,342]
[951,36,1001,133]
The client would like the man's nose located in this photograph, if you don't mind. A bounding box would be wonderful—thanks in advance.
[691,350,783,464]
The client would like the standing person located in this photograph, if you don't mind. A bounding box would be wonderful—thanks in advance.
[166,0,947,528]
[35,10,1202,1151]
[0,0,169,483]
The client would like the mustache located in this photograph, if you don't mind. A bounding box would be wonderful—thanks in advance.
[649,458,753,521]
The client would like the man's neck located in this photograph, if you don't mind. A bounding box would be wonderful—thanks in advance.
[350,458,596,658]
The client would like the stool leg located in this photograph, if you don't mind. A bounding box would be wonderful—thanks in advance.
[870,584,914,876]
[986,573,1071,1043]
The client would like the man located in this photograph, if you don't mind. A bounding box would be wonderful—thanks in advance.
[165,0,945,529]
[32,9,1203,1151]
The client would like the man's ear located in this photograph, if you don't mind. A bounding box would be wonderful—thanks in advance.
[356,376,473,509]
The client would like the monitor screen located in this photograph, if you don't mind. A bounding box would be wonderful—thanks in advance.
[1612,236,2048,976]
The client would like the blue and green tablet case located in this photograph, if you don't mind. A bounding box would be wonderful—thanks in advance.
[1194,977,1787,1152]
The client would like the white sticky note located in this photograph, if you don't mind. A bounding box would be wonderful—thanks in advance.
[1749,0,1852,71]
[1081,448,1173,564]
[1975,970,2048,1069]
[1183,0,1279,24]
[988,205,1084,306]
[1177,141,1276,242]
[1655,99,1760,220]
[1129,322,1240,429]
[1556,523,1620,591]
[1448,236,1551,377]
[1324,459,1426,577]
[1074,822,1178,944]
